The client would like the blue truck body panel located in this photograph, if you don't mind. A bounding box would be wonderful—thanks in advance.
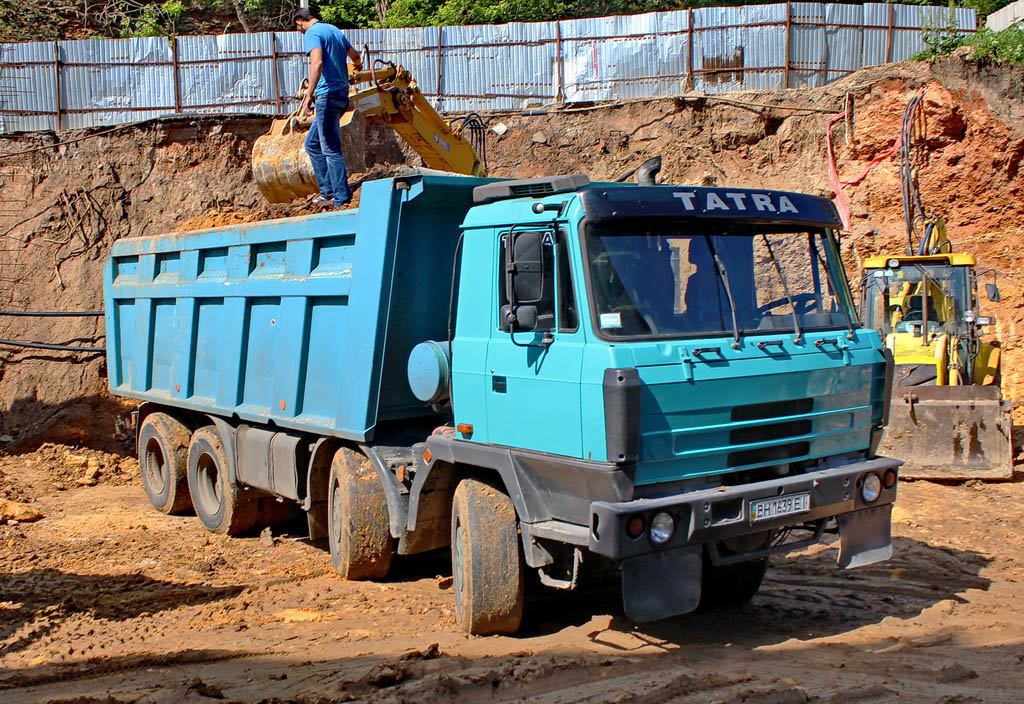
[104,176,490,441]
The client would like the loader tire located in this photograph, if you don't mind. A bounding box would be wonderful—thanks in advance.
[138,412,192,515]
[450,478,524,635]
[327,448,393,580]
[186,426,259,536]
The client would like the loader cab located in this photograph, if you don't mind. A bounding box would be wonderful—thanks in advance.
[860,255,979,339]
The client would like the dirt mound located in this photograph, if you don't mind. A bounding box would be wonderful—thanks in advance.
[0,56,1022,446]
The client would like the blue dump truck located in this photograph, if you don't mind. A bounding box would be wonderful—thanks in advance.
[105,172,899,634]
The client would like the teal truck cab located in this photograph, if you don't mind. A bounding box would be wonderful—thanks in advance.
[106,172,898,635]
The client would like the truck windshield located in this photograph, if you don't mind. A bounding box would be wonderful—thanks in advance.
[584,222,854,340]
[862,264,971,336]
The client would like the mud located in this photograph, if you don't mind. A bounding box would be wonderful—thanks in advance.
[1,448,1022,702]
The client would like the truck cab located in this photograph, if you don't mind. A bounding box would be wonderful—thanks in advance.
[416,175,899,626]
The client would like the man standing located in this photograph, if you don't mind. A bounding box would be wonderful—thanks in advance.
[293,8,362,207]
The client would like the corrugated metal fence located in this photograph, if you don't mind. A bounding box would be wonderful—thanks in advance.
[0,2,975,134]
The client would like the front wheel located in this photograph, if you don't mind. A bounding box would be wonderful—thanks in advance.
[699,555,768,609]
[451,478,524,635]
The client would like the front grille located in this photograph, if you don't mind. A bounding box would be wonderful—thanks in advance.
[728,441,810,467]
[731,397,813,422]
[727,397,814,467]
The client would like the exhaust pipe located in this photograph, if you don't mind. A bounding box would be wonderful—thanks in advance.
[637,156,662,186]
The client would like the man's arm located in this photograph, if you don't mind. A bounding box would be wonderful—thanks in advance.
[300,47,324,118]
[347,46,362,70]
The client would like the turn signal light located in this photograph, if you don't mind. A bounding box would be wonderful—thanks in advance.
[883,468,897,489]
[456,423,474,436]
[625,515,645,539]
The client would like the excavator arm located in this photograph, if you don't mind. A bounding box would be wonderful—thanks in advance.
[346,62,486,177]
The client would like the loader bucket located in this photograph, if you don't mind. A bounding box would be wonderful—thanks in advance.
[879,385,1014,480]
[251,109,368,204]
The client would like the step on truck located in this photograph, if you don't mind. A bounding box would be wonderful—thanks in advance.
[105,171,900,634]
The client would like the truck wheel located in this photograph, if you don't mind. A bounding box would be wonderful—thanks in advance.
[138,412,192,515]
[186,426,258,536]
[450,478,524,635]
[327,448,392,580]
[699,556,768,609]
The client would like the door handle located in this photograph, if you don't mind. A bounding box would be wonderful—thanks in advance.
[492,375,507,393]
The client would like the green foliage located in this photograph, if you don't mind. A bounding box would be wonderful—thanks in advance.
[320,0,379,28]
[913,20,1024,66]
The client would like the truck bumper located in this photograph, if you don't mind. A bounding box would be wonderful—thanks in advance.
[590,456,899,560]
[591,456,900,622]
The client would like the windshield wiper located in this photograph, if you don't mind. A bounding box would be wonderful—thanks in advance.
[761,234,803,343]
[703,235,742,349]
[809,235,856,340]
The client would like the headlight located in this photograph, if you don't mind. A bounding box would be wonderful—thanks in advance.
[861,473,882,503]
[649,511,675,544]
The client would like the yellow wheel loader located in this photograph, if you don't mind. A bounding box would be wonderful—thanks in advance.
[860,219,1012,479]
[252,60,486,204]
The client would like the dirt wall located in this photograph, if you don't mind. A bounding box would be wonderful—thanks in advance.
[0,56,1022,447]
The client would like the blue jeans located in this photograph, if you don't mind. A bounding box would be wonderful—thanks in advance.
[305,92,350,204]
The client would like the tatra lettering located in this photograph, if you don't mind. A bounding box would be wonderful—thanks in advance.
[725,192,748,210]
[705,192,729,211]
[672,192,697,209]
[751,194,775,212]
[778,195,799,214]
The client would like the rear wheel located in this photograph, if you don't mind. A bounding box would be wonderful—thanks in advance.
[138,412,192,515]
[186,426,258,535]
[451,478,524,635]
[327,448,392,580]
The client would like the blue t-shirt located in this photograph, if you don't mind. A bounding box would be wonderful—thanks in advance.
[303,21,354,97]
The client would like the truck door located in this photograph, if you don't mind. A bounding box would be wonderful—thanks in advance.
[484,228,585,457]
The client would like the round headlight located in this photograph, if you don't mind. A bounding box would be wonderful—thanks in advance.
[861,473,882,503]
[649,511,675,544]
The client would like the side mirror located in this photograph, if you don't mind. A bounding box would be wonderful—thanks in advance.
[500,304,537,332]
[505,230,545,305]
[985,283,1001,302]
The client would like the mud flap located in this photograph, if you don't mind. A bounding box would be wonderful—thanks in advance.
[837,504,893,569]
[621,546,701,622]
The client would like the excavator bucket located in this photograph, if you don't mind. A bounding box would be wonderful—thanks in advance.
[251,110,367,204]
[879,385,1014,480]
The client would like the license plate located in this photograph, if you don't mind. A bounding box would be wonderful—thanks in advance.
[749,493,810,523]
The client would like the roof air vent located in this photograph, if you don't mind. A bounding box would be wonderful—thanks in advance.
[472,174,590,204]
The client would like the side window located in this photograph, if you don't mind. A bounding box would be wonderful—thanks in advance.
[498,231,555,331]
[556,231,578,332]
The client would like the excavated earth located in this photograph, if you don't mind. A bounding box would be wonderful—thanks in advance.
[0,57,1023,702]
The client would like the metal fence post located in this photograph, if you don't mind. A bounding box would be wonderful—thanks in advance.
[52,41,61,131]
[784,2,792,89]
[687,8,695,91]
[555,22,564,103]
[436,26,444,107]
[270,33,282,113]
[171,37,182,114]
[885,4,895,63]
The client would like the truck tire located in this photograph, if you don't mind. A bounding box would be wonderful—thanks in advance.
[450,478,524,635]
[138,412,192,515]
[699,556,768,610]
[327,448,393,580]
[186,426,258,536]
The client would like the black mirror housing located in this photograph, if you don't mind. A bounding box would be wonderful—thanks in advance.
[985,283,1001,302]
[500,304,538,333]
[505,230,545,304]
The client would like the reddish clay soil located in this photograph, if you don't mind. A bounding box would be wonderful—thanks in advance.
[1,447,1023,703]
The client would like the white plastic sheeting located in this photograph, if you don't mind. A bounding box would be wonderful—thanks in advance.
[0,3,976,134]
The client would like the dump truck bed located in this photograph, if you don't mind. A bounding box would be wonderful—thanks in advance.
[104,175,488,441]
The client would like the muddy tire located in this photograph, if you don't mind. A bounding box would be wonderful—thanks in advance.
[327,448,393,580]
[699,556,768,610]
[138,412,192,515]
[450,478,524,635]
[186,426,259,536]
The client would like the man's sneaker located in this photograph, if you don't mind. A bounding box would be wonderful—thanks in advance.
[311,195,333,205]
